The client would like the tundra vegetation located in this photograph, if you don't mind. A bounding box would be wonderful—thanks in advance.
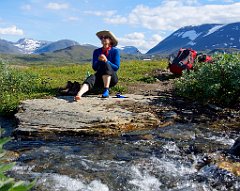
[0,53,240,115]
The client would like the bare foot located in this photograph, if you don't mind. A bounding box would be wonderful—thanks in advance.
[74,96,81,102]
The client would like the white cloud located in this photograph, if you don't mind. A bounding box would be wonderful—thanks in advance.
[151,34,164,42]
[84,10,116,17]
[119,32,164,53]
[124,32,145,40]
[21,4,32,11]
[109,2,240,31]
[46,2,69,10]
[104,15,127,24]
[162,0,199,6]
[0,25,24,35]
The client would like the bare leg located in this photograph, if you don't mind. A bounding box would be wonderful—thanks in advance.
[102,75,111,98]
[75,83,89,101]
[102,75,111,88]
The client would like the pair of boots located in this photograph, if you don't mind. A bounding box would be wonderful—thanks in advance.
[59,81,80,96]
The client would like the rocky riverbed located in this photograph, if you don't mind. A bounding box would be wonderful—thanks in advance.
[12,80,240,175]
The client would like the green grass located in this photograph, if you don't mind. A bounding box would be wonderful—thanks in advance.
[0,59,168,115]
[23,60,167,88]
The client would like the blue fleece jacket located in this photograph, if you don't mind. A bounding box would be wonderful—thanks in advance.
[92,47,120,72]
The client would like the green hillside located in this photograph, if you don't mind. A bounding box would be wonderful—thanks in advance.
[0,45,158,66]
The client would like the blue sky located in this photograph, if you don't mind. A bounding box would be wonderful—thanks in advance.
[0,0,240,53]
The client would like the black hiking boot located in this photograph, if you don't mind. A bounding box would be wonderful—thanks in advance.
[59,81,73,95]
[68,81,81,96]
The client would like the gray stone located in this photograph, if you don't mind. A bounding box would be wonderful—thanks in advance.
[163,111,178,120]
[14,95,160,139]
[229,137,240,157]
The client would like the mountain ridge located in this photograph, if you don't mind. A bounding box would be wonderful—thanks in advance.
[147,22,240,55]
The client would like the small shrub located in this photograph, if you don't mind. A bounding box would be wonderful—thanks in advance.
[175,54,240,106]
[139,76,157,83]
[0,59,52,115]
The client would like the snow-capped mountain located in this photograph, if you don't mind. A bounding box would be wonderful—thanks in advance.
[9,38,79,54]
[119,46,142,55]
[147,22,240,55]
[14,38,50,54]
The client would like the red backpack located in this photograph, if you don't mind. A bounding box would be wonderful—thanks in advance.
[196,53,213,63]
[169,48,197,75]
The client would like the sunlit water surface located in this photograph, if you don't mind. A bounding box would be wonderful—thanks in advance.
[3,121,240,191]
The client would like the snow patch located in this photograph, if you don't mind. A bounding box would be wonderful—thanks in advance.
[204,25,225,36]
[232,26,239,30]
[181,30,200,41]
[173,32,184,37]
[187,41,196,46]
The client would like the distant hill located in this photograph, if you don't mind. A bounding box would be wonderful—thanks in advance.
[41,44,96,62]
[0,39,21,54]
[46,44,143,62]
[0,44,95,65]
[0,44,145,65]
[34,39,80,54]
[147,22,240,55]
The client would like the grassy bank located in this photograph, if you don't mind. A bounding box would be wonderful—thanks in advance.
[0,59,168,115]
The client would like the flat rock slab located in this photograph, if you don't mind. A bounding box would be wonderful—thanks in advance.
[14,95,160,139]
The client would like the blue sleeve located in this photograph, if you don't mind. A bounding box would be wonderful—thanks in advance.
[107,48,120,71]
[92,49,100,71]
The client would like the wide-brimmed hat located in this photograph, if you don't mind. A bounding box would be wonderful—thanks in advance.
[96,30,118,47]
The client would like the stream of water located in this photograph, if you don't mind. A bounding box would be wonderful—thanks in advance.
[2,117,240,191]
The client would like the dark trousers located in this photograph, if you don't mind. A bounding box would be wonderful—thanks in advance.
[84,62,118,90]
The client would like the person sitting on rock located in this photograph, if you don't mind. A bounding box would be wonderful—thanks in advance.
[75,30,120,101]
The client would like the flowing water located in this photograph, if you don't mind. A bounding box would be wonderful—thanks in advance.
[2,117,240,191]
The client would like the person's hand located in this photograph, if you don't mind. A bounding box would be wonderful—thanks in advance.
[98,54,107,62]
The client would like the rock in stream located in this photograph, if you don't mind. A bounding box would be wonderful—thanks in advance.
[14,95,160,140]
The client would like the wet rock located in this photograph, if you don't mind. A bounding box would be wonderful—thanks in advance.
[163,111,178,120]
[198,165,238,190]
[181,110,193,115]
[14,95,160,140]
[229,137,240,157]
[207,104,223,112]
[0,116,17,137]
[195,155,212,170]
[218,161,240,176]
